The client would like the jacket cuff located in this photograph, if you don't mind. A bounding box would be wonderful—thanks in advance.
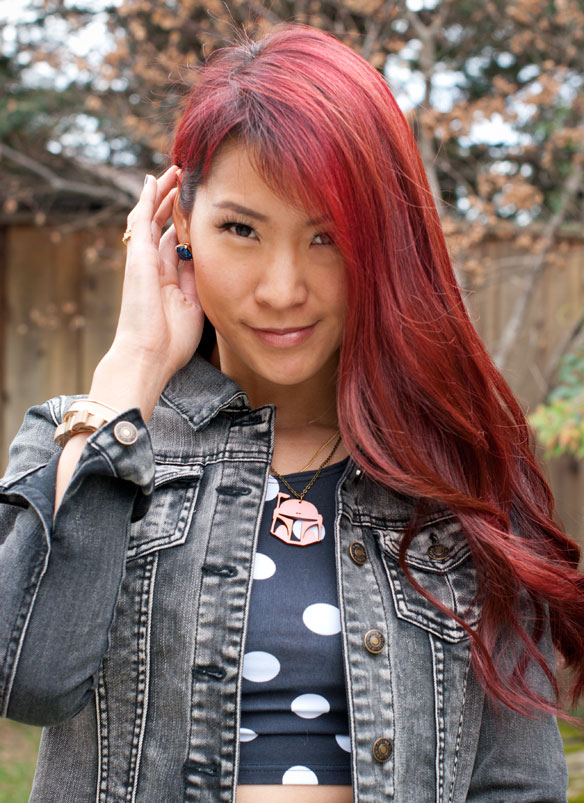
[0,408,155,524]
[65,408,155,521]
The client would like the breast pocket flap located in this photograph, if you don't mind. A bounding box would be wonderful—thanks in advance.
[127,464,204,561]
[375,516,480,642]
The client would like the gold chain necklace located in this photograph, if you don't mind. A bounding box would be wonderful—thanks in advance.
[269,434,342,547]
[299,430,339,471]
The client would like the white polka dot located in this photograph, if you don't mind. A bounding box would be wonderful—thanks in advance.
[252,552,276,580]
[292,520,324,543]
[265,476,280,501]
[282,766,319,785]
[335,734,351,752]
[291,693,330,719]
[242,651,280,682]
[302,603,341,635]
[240,727,258,742]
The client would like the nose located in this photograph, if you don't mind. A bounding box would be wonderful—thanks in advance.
[254,250,308,309]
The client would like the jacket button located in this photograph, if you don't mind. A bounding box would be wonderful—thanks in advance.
[372,737,393,763]
[364,629,385,654]
[349,542,368,565]
[427,543,451,561]
[354,468,364,483]
[114,421,138,445]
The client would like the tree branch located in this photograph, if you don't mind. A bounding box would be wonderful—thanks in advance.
[0,143,135,208]
[361,0,394,61]
[398,0,452,217]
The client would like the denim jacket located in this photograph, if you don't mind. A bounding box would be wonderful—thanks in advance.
[0,354,568,802]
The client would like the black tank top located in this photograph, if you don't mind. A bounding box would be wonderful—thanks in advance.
[237,458,352,786]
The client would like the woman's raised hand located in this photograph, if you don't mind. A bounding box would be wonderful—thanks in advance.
[89,166,205,421]
[115,166,203,375]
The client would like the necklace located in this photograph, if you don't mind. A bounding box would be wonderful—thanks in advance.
[299,430,339,471]
[269,433,342,547]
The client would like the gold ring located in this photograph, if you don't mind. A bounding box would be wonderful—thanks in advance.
[122,228,132,245]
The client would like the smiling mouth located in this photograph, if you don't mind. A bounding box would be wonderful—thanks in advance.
[254,325,314,334]
[248,323,317,347]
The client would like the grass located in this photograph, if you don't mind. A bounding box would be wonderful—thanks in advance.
[561,717,584,803]
[0,721,41,803]
[1,718,583,800]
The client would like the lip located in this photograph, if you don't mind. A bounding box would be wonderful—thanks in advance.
[248,323,317,347]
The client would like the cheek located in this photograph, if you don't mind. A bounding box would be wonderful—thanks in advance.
[191,257,245,328]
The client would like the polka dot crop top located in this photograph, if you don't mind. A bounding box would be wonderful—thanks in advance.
[238,458,352,786]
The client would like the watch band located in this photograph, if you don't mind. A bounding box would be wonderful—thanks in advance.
[54,399,121,448]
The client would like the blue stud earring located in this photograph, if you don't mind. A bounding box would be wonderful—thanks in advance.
[176,243,193,260]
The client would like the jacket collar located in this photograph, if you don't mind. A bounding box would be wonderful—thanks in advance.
[160,353,253,431]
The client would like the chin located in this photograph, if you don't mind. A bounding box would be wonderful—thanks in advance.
[257,369,314,386]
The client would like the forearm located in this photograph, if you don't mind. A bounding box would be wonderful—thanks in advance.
[1,404,155,726]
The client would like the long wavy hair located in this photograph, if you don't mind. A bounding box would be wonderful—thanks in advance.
[170,23,584,716]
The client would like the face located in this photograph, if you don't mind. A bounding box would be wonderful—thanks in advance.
[173,140,347,392]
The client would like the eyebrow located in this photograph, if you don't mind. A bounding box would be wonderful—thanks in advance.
[213,201,329,227]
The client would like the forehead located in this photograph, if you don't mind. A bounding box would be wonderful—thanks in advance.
[202,138,315,218]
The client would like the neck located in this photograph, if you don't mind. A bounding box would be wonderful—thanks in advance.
[210,343,339,432]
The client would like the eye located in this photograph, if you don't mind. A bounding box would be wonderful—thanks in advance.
[216,218,258,239]
[313,232,334,246]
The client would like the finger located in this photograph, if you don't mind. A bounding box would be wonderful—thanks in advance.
[125,174,158,254]
[153,165,179,211]
[151,187,178,246]
[158,225,180,283]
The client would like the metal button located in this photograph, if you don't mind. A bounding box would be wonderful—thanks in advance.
[349,542,368,565]
[364,629,385,654]
[354,468,364,483]
[114,421,138,445]
[427,543,451,561]
[372,737,393,763]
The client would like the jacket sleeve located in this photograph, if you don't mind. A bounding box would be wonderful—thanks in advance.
[466,624,568,802]
[0,396,155,727]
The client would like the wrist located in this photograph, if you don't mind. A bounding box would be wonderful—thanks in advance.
[90,348,171,422]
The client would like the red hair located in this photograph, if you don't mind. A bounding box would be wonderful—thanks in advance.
[171,23,584,716]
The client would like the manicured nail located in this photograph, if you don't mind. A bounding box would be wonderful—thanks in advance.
[144,174,151,186]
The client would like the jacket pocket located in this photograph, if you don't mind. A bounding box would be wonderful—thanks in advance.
[127,464,203,560]
[374,515,480,643]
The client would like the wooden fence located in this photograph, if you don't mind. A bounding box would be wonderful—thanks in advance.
[1,222,584,545]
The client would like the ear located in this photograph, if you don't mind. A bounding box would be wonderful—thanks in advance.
[172,191,190,244]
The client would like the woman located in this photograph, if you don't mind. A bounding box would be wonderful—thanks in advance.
[1,22,583,803]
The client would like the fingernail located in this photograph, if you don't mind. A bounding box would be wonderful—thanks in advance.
[144,174,151,186]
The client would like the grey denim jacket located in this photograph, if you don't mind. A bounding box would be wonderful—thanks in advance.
[0,354,568,802]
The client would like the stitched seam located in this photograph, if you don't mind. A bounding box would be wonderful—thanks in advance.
[363,534,395,801]
[126,554,157,803]
[186,457,227,796]
[96,669,109,802]
[444,573,458,617]
[447,650,472,803]
[430,634,446,803]
[384,563,467,643]
[126,481,201,562]
[232,465,271,803]
[334,478,359,803]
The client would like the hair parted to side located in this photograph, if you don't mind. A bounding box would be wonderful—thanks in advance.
[171,23,584,717]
